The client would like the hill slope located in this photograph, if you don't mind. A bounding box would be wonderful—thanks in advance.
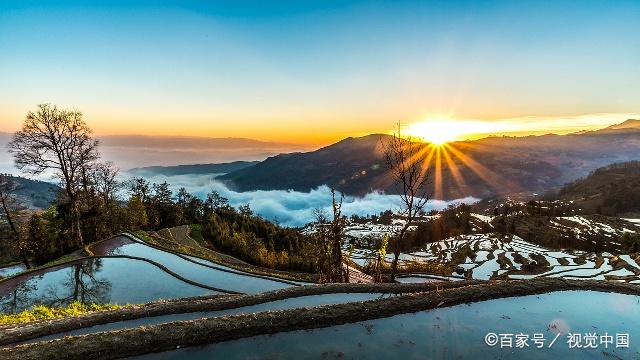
[3,175,59,208]
[558,161,640,216]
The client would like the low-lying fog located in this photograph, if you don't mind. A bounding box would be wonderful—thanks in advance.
[131,173,478,227]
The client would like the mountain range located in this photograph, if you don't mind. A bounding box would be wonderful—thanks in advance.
[218,120,640,199]
[2,175,59,208]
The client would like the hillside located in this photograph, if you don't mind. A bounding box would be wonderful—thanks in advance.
[220,121,640,199]
[3,175,59,209]
[558,161,640,216]
[221,134,389,195]
[127,161,259,176]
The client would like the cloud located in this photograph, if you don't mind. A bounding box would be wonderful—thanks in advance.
[127,173,478,227]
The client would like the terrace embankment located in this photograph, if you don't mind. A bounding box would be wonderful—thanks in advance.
[3,278,640,360]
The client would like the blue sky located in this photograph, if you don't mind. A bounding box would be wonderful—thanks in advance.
[1,0,639,144]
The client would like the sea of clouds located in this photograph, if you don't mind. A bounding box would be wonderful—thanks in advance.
[128,173,478,227]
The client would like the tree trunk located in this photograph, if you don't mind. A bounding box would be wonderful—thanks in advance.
[71,196,84,247]
[390,222,411,281]
[0,192,31,268]
[20,251,31,270]
[390,251,400,281]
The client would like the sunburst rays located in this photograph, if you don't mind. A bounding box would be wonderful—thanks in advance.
[387,140,519,200]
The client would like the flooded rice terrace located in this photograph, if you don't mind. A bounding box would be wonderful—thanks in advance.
[0,257,216,313]
[133,291,640,360]
[0,235,299,313]
[348,233,640,283]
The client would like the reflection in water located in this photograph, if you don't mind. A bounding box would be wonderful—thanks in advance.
[0,259,112,313]
[31,293,395,343]
[0,257,214,313]
[43,259,112,308]
[0,281,37,314]
[103,240,295,293]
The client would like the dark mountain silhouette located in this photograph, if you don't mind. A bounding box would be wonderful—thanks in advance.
[127,161,259,176]
[221,134,390,195]
[220,121,640,199]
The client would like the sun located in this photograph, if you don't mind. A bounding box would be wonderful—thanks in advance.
[404,119,465,145]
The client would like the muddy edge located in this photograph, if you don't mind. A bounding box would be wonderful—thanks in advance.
[3,279,640,360]
[0,281,481,345]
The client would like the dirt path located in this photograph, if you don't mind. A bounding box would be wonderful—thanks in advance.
[155,226,200,249]
[346,265,373,283]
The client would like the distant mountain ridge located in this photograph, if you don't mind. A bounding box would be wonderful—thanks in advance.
[98,135,297,149]
[127,161,259,176]
[604,119,640,130]
[219,120,640,199]
[0,132,313,171]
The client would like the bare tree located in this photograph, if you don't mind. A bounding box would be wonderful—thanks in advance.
[92,162,121,205]
[313,190,348,283]
[0,174,31,268]
[382,123,430,280]
[8,104,99,246]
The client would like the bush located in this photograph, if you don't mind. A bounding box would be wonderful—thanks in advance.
[0,301,122,325]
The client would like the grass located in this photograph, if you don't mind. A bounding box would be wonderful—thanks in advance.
[188,224,205,243]
[134,230,155,243]
[0,301,122,325]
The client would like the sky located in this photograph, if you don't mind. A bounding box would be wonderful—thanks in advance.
[1,0,639,145]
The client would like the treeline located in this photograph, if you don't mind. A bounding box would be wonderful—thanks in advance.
[128,179,316,272]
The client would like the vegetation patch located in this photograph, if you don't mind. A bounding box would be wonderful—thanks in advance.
[134,230,316,282]
[188,224,205,244]
[0,301,122,325]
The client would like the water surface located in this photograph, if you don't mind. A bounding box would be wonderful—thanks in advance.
[135,291,640,359]
[106,240,297,293]
[0,258,215,313]
[29,293,393,343]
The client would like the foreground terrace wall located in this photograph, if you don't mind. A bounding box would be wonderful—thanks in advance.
[0,281,481,345]
[3,279,640,360]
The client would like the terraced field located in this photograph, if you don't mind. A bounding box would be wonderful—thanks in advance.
[132,290,640,360]
[350,234,640,283]
[0,264,26,279]
[0,234,303,313]
[0,226,639,359]
[344,214,640,283]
